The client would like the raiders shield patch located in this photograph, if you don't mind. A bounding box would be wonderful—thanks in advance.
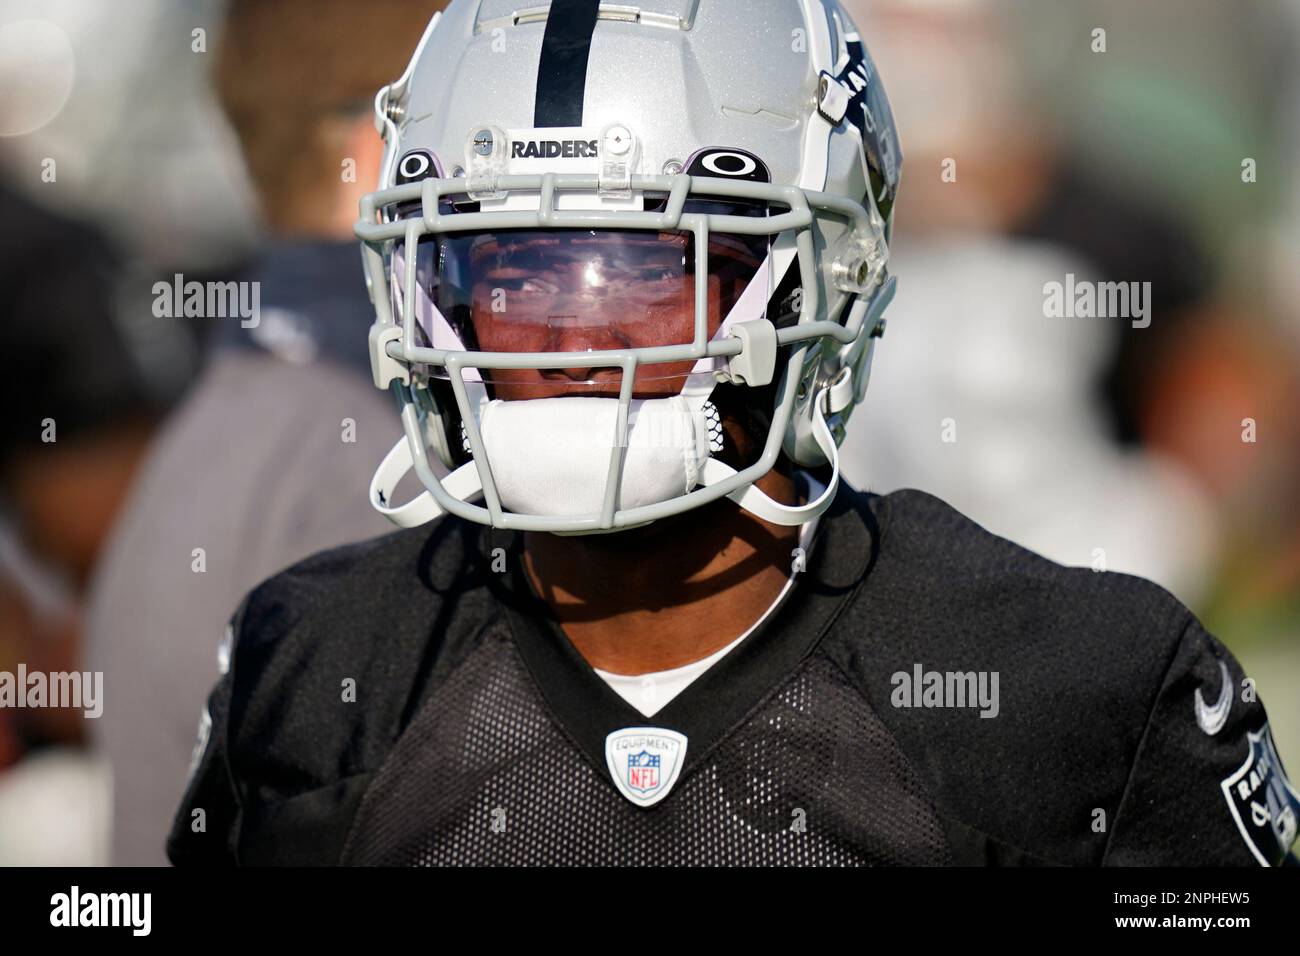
[604,727,687,808]
[1220,722,1300,866]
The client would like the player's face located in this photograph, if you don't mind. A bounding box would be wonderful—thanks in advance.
[418,227,766,402]
[466,231,717,401]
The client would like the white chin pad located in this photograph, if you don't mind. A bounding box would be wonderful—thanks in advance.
[474,395,712,517]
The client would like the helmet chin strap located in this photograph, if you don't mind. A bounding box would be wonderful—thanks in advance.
[698,364,851,526]
[369,368,852,531]
[370,417,481,528]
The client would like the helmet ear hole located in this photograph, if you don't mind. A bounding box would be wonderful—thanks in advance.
[419,378,467,470]
[708,347,791,470]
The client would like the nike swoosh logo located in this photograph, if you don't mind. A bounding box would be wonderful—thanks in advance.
[1195,659,1232,736]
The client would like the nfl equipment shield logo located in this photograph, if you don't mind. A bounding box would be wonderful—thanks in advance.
[626,750,660,792]
[605,727,687,808]
[1220,722,1300,866]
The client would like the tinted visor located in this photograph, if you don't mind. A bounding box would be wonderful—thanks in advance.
[400,204,771,392]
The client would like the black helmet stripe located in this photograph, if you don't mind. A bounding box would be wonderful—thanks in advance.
[533,0,602,128]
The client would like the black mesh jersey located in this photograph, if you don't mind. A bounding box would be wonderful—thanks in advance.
[168,484,1300,866]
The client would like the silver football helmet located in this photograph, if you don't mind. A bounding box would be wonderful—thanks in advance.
[357,0,901,534]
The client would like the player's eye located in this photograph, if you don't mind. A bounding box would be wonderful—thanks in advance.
[520,277,558,294]
[490,275,559,295]
[635,266,677,282]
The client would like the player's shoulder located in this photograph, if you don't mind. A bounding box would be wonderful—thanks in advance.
[833,483,1200,719]
[233,525,404,652]
[226,513,499,707]
[172,516,502,865]
[212,514,503,814]
[238,514,479,629]
[836,483,1200,725]
[844,484,1194,658]
[823,485,1241,863]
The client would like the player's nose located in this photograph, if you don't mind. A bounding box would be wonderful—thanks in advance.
[543,321,628,383]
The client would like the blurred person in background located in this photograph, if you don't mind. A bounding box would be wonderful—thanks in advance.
[81,0,443,865]
[1024,0,1300,641]
[0,2,255,293]
[1121,0,1300,758]
[0,0,252,865]
[838,0,1226,606]
[0,177,161,864]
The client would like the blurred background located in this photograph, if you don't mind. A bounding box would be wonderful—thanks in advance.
[0,0,1297,864]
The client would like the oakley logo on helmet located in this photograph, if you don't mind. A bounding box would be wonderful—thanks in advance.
[684,147,771,183]
[394,149,439,185]
[511,138,599,159]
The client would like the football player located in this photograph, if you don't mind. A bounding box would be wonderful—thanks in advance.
[170,0,1299,866]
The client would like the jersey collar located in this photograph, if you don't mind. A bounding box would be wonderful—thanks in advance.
[491,481,879,790]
